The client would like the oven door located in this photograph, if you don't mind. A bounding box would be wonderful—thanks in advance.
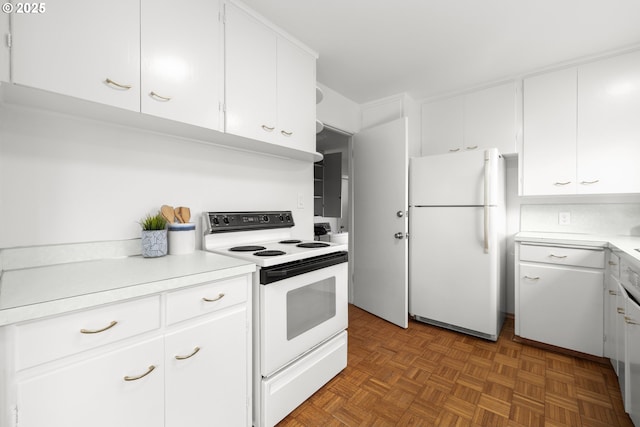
[259,255,348,377]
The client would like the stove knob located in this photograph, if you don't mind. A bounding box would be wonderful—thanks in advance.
[213,217,219,225]
[279,215,284,221]
[262,215,269,222]
[286,215,291,221]
[223,217,229,224]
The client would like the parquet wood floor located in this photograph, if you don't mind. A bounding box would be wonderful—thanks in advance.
[278,304,634,427]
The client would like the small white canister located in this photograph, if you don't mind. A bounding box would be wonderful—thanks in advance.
[168,223,196,255]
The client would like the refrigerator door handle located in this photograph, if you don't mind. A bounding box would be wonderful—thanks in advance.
[483,150,490,254]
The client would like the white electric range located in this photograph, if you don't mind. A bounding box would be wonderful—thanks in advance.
[202,211,348,427]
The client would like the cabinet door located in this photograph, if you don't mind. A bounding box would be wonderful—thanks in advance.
[11,0,140,111]
[617,281,630,410]
[605,273,620,372]
[463,82,517,155]
[276,36,316,152]
[421,95,464,155]
[519,263,603,356]
[577,51,640,194]
[224,2,277,143]
[165,307,249,427]
[522,68,577,195]
[17,337,164,427]
[627,295,640,425]
[141,0,222,130]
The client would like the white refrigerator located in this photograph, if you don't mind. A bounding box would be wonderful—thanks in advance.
[408,148,506,341]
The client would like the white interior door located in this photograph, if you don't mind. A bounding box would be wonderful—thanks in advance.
[352,118,408,328]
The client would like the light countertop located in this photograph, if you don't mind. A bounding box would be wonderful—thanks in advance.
[515,231,640,264]
[0,250,255,326]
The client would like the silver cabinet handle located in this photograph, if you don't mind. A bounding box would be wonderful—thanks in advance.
[449,148,460,152]
[396,210,404,218]
[261,125,275,132]
[466,145,478,150]
[609,290,618,295]
[394,232,405,240]
[626,316,640,325]
[203,293,225,302]
[105,78,132,90]
[580,180,600,185]
[523,276,540,280]
[618,307,626,314]
[175,346,201,360]
[149,91,172,101]
[124,365,156,382]
[554,181,572,186]
[609,261,618,266]
[80,320,118,334]
[281,130,293,137]
[549,254,567,259]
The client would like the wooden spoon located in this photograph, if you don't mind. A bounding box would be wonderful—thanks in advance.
[174,207,184,223]
[180,207,191,223]
[161,205,175,224]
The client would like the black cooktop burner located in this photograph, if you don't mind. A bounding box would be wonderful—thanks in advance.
[279,239,302,244]
[254,250,286,257]
[229,245,267,252]
[297,242,330,248]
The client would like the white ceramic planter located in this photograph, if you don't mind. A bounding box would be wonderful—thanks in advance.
[141,229,168,257]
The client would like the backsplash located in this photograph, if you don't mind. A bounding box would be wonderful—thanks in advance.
[520,203,640,236]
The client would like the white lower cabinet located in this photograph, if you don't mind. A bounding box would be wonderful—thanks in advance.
[17,336,164,427]
[516,243,605,356]
[626,293,640,423]
[2,274,252,427]
[165,306,248,427]
[605,251,621,373]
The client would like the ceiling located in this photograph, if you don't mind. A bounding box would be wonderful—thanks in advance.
[240,0,640,103]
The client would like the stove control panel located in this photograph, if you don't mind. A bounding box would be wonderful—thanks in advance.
[204,211,294,233]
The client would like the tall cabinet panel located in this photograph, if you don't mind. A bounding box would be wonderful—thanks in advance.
[224,2,277,143]
[522,67,577,195]
[141,0,222,130]
[11,0,140,111]
[577,51,640,194]
[421,96,464,155]
[0,12,8,83]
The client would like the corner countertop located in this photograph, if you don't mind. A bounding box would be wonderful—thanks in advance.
[0,250,256,326]
[515,231,640,264]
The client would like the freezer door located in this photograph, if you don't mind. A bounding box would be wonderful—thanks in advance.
[410,148,501,206]
[409,206,501,336]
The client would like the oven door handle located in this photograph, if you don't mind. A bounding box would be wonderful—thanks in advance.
[260,252,348,284]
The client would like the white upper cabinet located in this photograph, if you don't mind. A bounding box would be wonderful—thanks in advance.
[421,82,517,156]
[522,50,640,196]
[577,51,640,194]
[522,67,577,195]
[224,1,317,153]
[11,0,141,111]
[141,0,222,130]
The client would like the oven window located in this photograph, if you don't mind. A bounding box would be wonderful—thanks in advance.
[286,278,336,340]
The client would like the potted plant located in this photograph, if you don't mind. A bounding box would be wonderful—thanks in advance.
[139,212,168,257]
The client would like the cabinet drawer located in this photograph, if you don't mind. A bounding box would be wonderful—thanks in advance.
[15,296,161,371]
[608,251,621,279]
[519,244,604,268]
[166,276,248,325]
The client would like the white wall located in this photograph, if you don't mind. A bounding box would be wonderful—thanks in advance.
[0,102,314,248]
[316,82,360,134]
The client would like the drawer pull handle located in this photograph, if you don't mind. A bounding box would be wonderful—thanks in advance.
[281,130,293,137]
[261,125,275,132]
[449,148,460,152]
[580,180,600,185]
[618,307,626,314]
[80,320,118,334]
[105,78,132,90]
[124,365,156,382]
[175,346,201,360]
[609,261,618,266]
[466,145,478,150]
[554,181,572,186]
[150,91,172,101]
[523,276,540,280]
[203,293,225,302]
[609,290,618,296]
[549,254,567,259]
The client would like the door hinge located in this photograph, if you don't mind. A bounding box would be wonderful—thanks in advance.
[13,405,18,427]
[6,33,12,48]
